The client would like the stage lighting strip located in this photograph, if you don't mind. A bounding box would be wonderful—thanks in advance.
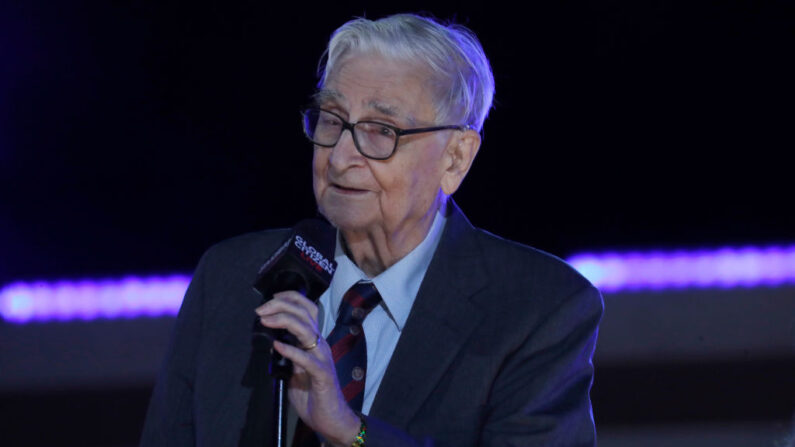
[568,245,795,292]
[1,245,794,323]
[0,275,190,323]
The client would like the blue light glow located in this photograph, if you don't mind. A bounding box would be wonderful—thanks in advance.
[0,275,190,323]
[2,243,794,323]
[568,245,795,292]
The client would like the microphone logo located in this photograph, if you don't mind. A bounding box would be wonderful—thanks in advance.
[294,235,336,275]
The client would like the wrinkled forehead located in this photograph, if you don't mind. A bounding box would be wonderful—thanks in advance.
[314,51,440,126]
[313,88,413,122]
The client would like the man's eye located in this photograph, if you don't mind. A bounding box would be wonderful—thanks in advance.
[320,116,342,126]
[376,125,396,137]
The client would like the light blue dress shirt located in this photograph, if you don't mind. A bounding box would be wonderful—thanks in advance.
[316,210,447,415]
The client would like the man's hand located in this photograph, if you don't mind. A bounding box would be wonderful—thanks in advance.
[255,291,360,447]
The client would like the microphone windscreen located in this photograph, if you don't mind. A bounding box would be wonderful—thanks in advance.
[253,218,337,302]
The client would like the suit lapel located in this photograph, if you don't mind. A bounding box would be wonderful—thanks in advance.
[369,201,489,425]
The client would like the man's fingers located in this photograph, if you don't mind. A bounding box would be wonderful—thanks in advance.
[273,340,327,379]
[256,291,317,322]
[259,290,318,320]
[259,312,318,349]
[274,291,320,320]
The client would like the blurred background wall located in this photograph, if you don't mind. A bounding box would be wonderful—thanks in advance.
[1,1,793,446]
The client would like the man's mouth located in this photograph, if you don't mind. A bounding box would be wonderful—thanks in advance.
[331,183,367,193]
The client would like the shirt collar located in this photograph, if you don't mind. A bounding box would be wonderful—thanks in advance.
[328,210,447,331]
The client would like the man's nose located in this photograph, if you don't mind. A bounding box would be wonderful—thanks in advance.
[328,127,364,167]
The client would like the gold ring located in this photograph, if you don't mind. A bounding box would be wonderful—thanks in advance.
[301,333,319,351]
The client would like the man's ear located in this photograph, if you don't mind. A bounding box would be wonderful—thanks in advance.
[440,129,481,196]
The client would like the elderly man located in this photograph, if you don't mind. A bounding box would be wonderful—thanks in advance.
[141,13,602,447]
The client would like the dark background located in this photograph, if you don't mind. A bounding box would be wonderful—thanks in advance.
[1,1,794,446]
[3,1,793,286]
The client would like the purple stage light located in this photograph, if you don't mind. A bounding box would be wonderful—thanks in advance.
[568,245,795,292]
[2,243,794,323]
[0,275,190,323]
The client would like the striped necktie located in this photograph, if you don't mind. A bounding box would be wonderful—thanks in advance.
[291,281,381,447]
[326,280,382,412]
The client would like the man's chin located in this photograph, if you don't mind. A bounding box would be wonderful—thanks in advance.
[317,205,376,233]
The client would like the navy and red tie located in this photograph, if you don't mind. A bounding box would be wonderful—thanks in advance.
[292,281,381,447]
[325,280,382,412]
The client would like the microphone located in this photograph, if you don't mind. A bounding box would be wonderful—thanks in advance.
[241,218,337,446]
[251,218,338,378]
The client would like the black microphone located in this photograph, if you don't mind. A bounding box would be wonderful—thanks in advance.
[240,219,337,447]
[251,218,338,378]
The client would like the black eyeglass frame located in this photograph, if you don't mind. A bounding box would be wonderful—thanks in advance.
[302,108,470,161]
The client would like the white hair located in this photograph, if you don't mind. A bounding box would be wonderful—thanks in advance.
[317,14,495,132]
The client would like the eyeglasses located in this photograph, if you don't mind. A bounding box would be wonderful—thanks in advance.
[301,108,469,160]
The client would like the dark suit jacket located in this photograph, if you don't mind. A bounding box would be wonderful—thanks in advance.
[140,202,603,447]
